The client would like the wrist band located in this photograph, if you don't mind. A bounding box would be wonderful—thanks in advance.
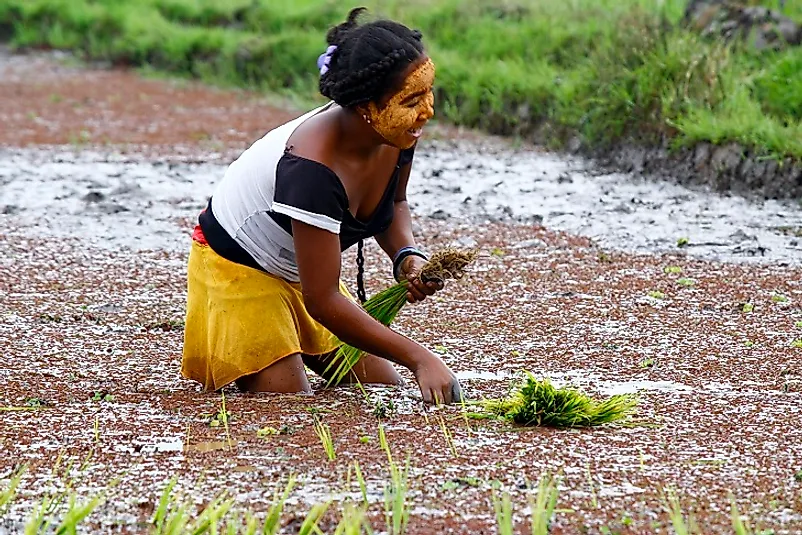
[392,246,428,282]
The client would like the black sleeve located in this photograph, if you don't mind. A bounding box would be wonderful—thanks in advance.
[272,155,349,234]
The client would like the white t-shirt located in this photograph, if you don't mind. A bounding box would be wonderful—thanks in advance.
[205,102,414,282]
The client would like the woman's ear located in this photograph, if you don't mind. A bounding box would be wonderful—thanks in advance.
[355,102,378,124]
[354,103,368,118]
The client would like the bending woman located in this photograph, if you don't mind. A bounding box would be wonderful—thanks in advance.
[182,8,462,404]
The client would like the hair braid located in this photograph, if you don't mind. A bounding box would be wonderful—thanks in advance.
[319,8,425,108]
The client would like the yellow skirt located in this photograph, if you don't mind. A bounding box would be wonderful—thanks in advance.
[181,240,344,391]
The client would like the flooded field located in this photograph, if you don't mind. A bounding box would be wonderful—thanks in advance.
[2,141,801,265]
[1,48,802,533]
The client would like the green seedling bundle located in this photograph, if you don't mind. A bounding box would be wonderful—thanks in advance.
[326,247,478,386]
[480,373,637,428]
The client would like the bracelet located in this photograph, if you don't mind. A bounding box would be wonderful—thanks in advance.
[392,246,428,282]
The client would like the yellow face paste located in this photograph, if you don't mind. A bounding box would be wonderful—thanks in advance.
[362,59,435,149]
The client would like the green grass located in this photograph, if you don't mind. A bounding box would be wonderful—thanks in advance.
[0,0,801,160]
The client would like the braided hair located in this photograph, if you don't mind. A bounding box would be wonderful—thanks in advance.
[319,8,426,108]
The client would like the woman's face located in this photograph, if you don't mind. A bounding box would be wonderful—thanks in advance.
[362,58,435,150]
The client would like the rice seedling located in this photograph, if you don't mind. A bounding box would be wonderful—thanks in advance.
[0,465,25,513]
[263,476,296,534]
[221,391,232,450]
[372,398,396,419]
[152,476,296,535]
[326,248,478,386]
[661,488,699,535]
[586,463,599,509]
[152,477,182,534]
[25,397,48,408]
[298,502,331,535]
[663,266,682,274]
[677,278,696,287]
[383,455,411,535]
[795,321,802,328]
[772,294,789,303]
[378,423,410,535]
[185,493,236,534]
[90,391,114,402]
[353,461,368,504]
[493,490,514,535]
[730,496,754,535]
[647,291,666,299]
[742,303,755,313]
[24,488,106,535]
[334,502,373,535]
[529,472,560,535]
[151,478,229,535]
[479,373,637,428]
[256,426,280,438]
[314,416,336,461]
[437,416,458,457]
[791,339,802,348]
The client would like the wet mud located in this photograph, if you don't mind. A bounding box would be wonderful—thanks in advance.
[1,47,802,534]
[2,141,801,266]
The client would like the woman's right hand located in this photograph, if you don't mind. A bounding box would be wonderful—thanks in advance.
[412,352,463,405]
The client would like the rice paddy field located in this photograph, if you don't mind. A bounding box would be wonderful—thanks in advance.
[2,42,802,534]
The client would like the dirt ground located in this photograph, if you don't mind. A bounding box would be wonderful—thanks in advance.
[1,48,802,534]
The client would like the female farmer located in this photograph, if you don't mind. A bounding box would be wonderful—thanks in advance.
[182,8,462,404]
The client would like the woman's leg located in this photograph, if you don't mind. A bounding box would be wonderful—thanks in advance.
[236,353,312,393]
[302,351,403,386]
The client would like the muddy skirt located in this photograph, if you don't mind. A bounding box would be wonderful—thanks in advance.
[181,240,344,391]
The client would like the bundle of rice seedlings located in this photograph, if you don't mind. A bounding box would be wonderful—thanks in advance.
[325,247,478,386]
[480,372,637,427]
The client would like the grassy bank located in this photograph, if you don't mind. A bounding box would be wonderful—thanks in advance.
[1,0,801,160]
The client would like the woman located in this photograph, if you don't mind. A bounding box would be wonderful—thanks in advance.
[182,8,462,405]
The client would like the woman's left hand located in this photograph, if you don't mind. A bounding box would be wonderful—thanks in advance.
[399,256,444,303]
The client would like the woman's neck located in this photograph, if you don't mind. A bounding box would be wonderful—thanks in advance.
[334,106,388,158]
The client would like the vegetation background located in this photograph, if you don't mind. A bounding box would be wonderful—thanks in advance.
[0,0,799,158]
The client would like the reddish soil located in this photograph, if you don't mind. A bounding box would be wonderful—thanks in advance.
[1,48,802,534]
[0,47,487,160]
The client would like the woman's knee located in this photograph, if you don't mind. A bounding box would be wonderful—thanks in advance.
[236,353,311,393]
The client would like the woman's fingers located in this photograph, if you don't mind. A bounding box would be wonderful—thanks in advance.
[405,281,427,303]
[405,278,443,303]
[421,388,433,404]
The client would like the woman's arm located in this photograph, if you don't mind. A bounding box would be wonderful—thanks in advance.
[375,160,416,258]
[292,219,460,403]
[375,159,442,303]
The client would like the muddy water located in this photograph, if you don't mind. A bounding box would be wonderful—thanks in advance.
[1,142,800,264]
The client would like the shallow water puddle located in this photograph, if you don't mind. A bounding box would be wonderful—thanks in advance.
[455,370,516,381]
[139,436,183,453]
[1,144,801,264]
[455,368,748,396]
[186,440,236,453]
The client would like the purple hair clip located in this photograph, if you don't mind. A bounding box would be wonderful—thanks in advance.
[317,45,337,76]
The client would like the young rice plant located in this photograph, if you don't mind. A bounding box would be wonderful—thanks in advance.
[326,248,478,386]
[480,373,637,427]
